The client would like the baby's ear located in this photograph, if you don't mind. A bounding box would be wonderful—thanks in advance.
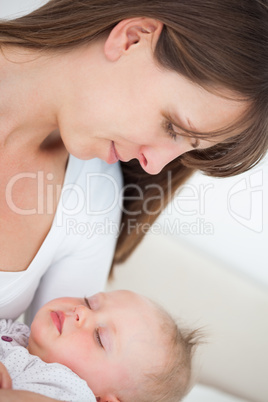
[96,395,120,402]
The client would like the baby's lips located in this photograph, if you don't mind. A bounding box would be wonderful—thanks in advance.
[50,311,65,334]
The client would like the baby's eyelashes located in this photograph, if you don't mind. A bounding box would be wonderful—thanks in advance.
[84,297,92,309]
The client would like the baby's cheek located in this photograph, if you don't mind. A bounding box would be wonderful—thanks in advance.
[56,335,92,371]
[38,338,74,366]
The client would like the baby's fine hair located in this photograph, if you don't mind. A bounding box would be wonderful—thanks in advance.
[119,301,200,402]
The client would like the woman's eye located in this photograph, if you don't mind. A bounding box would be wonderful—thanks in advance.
[95,329,104,348]
[84,297,91,309]
[166,121,178,141]
[166,120,200,149]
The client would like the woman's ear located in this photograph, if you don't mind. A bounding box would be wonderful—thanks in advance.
[104,17,163,61]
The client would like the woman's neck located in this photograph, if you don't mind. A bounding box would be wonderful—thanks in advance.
[0,46,60,152]
[0,37,109,154]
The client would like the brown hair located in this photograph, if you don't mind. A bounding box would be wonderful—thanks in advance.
[1,0,267,268]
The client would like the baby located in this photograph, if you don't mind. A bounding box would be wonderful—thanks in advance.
[0,290,198,402]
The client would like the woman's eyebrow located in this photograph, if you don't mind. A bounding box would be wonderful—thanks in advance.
[165,111,196,134]
[186,117,198,131]
[168,113,203,147]
[171,114,219,149]
[175,115,197,133]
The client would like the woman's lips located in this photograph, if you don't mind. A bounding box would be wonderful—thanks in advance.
[108,141,139,164]
[50,311,65,334]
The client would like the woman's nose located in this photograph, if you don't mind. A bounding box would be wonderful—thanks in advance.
[139,147,181,175]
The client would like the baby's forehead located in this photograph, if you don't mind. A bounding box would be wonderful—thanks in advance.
[108,289,152,307]
[105,290,171,335]
[133,294,172,334]
[121,291,162,315]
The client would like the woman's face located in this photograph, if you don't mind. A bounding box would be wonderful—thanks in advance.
[57,21,247,175]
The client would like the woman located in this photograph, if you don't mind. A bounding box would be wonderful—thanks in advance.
[0,0,267,400]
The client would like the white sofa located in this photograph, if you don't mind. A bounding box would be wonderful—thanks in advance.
[182,384,247,402]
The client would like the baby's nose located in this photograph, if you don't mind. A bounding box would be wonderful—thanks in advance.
[74,305,88,325]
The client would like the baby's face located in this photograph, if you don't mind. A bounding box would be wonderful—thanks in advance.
[28,290,166,400]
